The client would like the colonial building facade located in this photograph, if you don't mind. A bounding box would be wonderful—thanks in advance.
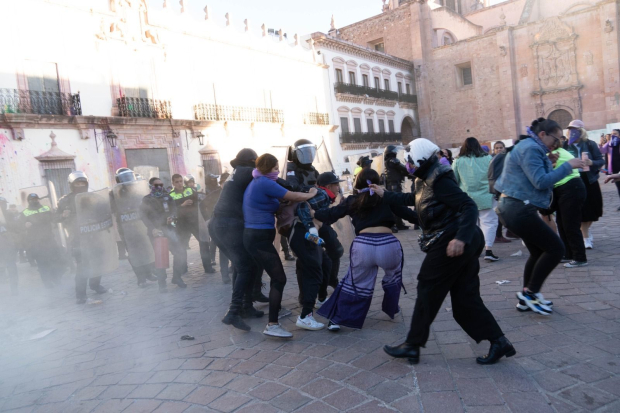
[335,0,620,148]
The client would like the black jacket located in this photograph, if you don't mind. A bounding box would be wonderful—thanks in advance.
[213,166,254,221]
[383,157,478,245]
[385,157,411,185]
[286,162,319,191]
[140,193,175,236]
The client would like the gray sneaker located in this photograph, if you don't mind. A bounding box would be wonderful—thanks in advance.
[278,307,292,319]
[564,260,588,268]
[263,323,293,338]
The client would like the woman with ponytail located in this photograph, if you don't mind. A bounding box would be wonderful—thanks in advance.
[495,118,586,316]
[313,168,417,331]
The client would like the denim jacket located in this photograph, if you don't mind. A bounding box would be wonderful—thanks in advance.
[494,138,572,209]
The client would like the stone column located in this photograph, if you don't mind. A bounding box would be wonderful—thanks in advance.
[599,2,620,125]
[495,27,522,139]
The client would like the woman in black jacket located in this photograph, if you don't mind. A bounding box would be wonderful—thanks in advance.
[370,138,515,365]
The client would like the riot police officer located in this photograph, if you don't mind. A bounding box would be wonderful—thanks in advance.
[384,145,413,232]
[19,194,64,288]
[184,174,216,274]
[286,139,320,190]
[57,172,109,304]
[199,174,231,283]
[110,168,159,288]
[0,197,19,294]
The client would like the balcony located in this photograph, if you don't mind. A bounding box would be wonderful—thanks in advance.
[0,89,82,116]
[334,82,399,101]
[340,132,402,144]
[117,96,171,119]
[303,112,329,125]
[194,103,284,123]
[398,93,418,104]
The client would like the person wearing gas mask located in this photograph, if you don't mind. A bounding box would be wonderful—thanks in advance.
[0,197,19,294]
[370,138,515,366]
[57,172,108,303]
[384,145,414,233]
[140,177,186,290]
[184,174,216,274]
[110,168,159,288]
[209,149,266,331]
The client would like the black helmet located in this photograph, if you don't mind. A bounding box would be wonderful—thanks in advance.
[356,156,372,167]
[230,148,258,169]
[288,139,317,165]
[184,174,196,185]
[115,168,136,183]
[384,145,399,160]
[27,193,40,201]
[68,171,89,192]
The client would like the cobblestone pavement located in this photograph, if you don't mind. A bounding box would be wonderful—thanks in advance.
[1,180,619,413]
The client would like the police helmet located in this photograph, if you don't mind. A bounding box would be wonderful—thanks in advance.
[184,174,196,185]
[115,168,137,183]
[383,145,399,161]
[288,139,317,165]
[68,171,89,192]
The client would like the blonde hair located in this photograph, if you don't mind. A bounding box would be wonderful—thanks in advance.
[577,128,589,142]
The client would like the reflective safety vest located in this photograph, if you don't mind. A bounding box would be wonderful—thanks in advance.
[22,205,51,217]
[169,187,194,200]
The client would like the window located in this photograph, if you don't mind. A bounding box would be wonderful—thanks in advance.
[456,62,473,87]
[340,117,349,134]
[397,82,402,94]
[348,71,356,85]
[369,38,385,53]
[353,118,362,133]
[126,148,172,188]
[384,79,390,91]
[366,118,374,133]
[388,120,395,133]
[25,61,60,94]
[374,77,380,89]
[335,69,343,83]
[374,43,385,53]
[443,34,454,46]
[362,74,369,87]
[379,119,386,134]
[405,84,411,94]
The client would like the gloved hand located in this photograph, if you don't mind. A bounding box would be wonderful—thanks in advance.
[308,227,319,237]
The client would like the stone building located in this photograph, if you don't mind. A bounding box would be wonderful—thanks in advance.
[334,0,620,148]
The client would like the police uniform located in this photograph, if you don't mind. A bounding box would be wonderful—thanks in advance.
[0,205,19,293]
[384,147,413,230]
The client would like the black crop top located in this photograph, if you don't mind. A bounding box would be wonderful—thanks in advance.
[314,195,418,235]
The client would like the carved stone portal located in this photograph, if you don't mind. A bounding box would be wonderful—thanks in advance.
[530,17,581,96]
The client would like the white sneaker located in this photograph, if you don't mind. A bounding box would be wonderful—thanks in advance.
[278,307,292,319]
[584,238,593,249]
[263,323,293,338]
[315,298,327,309]
[296,313,325,330]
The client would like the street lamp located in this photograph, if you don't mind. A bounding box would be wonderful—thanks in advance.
[106,131,118,147]
[195,132,205,145]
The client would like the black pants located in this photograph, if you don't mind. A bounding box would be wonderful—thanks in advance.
[554,178,587,262]
[0,244,18,293]
[244,228,287,323]
[496,221,503,238]
[280,236,291,256]
[615,181,620,200]
[176,226,211,274]
[30,241,63,288]
[320,225,343,288]
[318,250,332,302]
[288,223,323,318]
[498,197,564,293]
[387,182,405,227]
[209,217,257,312]
[406,227,503,346]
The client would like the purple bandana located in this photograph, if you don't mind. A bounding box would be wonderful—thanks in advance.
[252,169,279,181]
[358,180,375,196]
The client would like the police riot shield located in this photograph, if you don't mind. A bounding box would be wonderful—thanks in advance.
[19,185,52,209]
[312,139,334,174]
[0,207,8,249]
[75,189,119,277]
[133,165,159,182]
[112,180,155,267]
[196,192,210,242]
[47,181,68,248]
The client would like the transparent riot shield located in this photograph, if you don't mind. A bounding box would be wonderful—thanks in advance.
[133,165,159,182]
[312,139,334,174]
[47,181,67,248]
[196,192,210,242]
[112,180,155,267]
[75,189,119,277]
[19,185,52,209]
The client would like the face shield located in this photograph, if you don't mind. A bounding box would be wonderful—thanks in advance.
[295,144,317,165]
[116,170,137,183]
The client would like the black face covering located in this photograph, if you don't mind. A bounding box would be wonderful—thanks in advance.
[412,154,438,179]
[73,184,88,194]
[28,200,41,209]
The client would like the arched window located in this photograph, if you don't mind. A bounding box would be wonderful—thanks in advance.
[548,109,573,130]
[443,33,454,45]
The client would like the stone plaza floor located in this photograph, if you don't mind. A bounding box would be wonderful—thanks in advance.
[1,180,619,413]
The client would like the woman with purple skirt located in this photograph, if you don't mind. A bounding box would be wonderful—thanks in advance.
[313,168,417,332]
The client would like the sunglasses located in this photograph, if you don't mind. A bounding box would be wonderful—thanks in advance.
[153,184,164,188]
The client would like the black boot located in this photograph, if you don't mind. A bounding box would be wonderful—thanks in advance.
[145,274,158,282]
[284,253,295,261]
[383,342,420,364]
[171,275,187,288]
[241,305,265,319]
[222,307,251,331]
[476,336,516,365]
[252,276,269,303]
[222,273,231,284]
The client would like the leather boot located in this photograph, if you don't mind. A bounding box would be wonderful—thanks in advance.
[476,336,516,365]
[252,274,269,303]
[171,275,187,288]
[241,304,265,319]
[222,305,250,331]
[383,342,420,364]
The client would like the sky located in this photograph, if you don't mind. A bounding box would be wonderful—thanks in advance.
[147,0,382,37]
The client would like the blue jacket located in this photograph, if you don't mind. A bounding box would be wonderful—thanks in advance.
[494,138,572,209]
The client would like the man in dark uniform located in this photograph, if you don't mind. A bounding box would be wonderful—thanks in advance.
[140,177,185,290]
[384,145,414,232]
[0,197,19,294]
[57,171,108,304]
[200,173,231,283]
[110,168,159,288]
[169,173,212,277]
[185,174,216,274]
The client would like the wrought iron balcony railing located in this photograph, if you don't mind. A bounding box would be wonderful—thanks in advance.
[0,88,82,116]
[340,132,402,144]
[304,112,329,125]
[117,96,172,119]
[194,103,284,123]
[334,82,400,101]
[398,93,418,104]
